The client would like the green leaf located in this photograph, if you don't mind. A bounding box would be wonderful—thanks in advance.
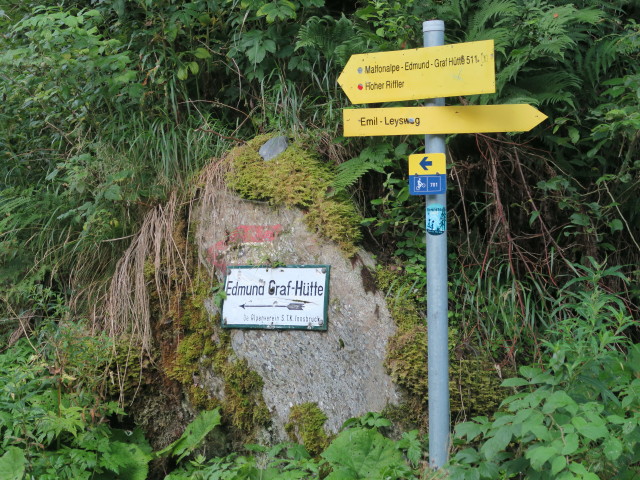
[257,0,297,22]
[551,455,567,475]
[608,219,623,233]
[528,210,540,226]
[561,433,580,455]
[398,430,422,465]
[98,442,151,480]
[188,61,199,75]
[321,427,405,479]
[501,377,530,388]
[300,0,324,7]
[575,422,607,442]
[567,126,580,144]
[193,47,211,59]
[155,409,221,462]
[542,391,577,414]
[455,421,485,441]
[0,447,25,480]
[556,471,577,480]
[104,184,122,201]
[570,213,590,227]
[526,423,552,441]
[568,462,599,479]
[602,437,623,461]
[519,366,543,380]
[113,70,137,83]
[606,415,626,425]
[480,426,512,461]
[45,168,59,181]
[525,445,556,471]
[452,447,481,464]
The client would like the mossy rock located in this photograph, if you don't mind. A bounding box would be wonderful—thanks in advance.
[166,271,270,442]
[376,267,507,426]
[151,235,271,445]
[285,402,330,457]
[224,134,362,257]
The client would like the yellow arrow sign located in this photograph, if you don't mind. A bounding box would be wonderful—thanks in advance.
[409,153,446,175]
[338,40,495,104]
[343,104,548,137]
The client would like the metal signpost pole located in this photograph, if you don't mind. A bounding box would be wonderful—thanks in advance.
[337,17,545,470]
[423,19,450,469]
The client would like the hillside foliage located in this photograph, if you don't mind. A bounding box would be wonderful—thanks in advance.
[1,0,639,478]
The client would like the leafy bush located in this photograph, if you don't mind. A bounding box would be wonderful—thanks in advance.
[165,413,426,480]
[448,262,640,479]
[0,333,152,479]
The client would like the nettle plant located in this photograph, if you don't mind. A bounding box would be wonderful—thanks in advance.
[447,261,640,480]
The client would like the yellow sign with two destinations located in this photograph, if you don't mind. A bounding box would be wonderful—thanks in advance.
[343,104,548,137]
[337,40,495,104]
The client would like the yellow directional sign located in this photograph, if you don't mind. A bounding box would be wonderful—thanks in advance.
[409,153,446,175]
[343,104,548,137]
[338,40,495,104]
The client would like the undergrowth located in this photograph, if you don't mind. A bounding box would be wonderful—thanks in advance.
[1,262,638,478]
[376,266,507,428]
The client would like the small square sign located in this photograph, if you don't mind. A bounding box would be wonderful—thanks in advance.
[410,174,446,195]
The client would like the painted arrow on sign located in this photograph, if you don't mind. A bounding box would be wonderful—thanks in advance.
[240,302,306,310]
[338,40,495,104]
[409,153,446,175]
[343,104,548,137]
[409,153,447,195]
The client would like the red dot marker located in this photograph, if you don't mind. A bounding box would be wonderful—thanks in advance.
[357,84,363,90]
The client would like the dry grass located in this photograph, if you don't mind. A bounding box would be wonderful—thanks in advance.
[94,157,232,356]
[96,193,183,355]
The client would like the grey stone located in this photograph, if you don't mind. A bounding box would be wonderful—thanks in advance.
[258,136,289,161]
[195,187,401,441]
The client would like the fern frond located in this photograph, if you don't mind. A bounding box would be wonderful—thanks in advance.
[530,36,576,59]
[569,7,605,26]
[296,15,356,58]
[582,36,623,86]
[467,27,513,47]
[332,158,379,192]
[334,35,369,67]
[466,0,518,41]
[495,57,527,92]
[435,0,467,29]
[516,71,582,108]
[495,86,541,107]
[331,143,394,193]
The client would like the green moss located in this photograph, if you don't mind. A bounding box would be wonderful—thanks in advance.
[224,134,362,257]
[188,384,220,411]
[218,356,271,437]
[376,267,507,428]
[165,266,271,443]
[106,336,144,402]
[285,402,330,457]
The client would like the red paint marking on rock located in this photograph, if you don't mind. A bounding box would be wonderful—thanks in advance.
[207,225,283,270]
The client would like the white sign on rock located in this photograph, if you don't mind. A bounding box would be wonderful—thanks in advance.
[222,265,330,330]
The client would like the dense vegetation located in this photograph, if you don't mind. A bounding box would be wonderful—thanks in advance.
[1,0,638,478]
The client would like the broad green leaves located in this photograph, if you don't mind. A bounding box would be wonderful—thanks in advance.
[257,0,298,22]
[449,273,640,479]
[156,409,222,462]
[322,428,405,479]
[0,448,25,480]
[233,30,277,64]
